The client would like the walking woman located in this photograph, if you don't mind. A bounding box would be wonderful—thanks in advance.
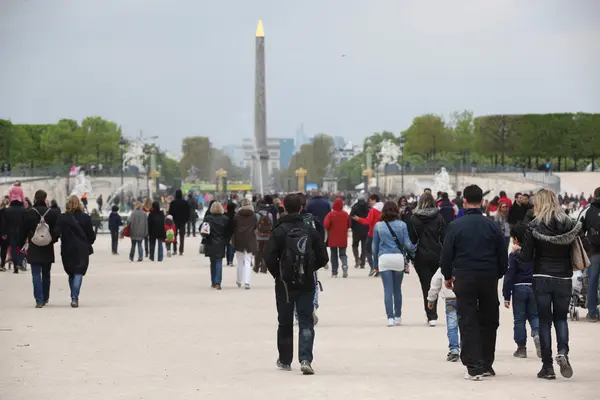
[58,196,95,307]
[372,201,416,327]
[232,198,257,289]
[409,192,447,326]
[202,201,229,290]
[147,201,166,261]
[520,189,580,380]
[494,202,511,250]
[142,198,153,257]
[225,200,237,266]
[0,199,9,271]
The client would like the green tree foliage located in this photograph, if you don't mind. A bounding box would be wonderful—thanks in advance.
[335,154,364,190]
[180,136,211,180]
[287,134,335,184]
[403,114,452,162]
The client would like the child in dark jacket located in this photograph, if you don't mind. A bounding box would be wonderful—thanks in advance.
[503,223,541,359]
[108,206,123,255]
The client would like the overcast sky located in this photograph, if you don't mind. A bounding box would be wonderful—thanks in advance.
[1,0,598,154]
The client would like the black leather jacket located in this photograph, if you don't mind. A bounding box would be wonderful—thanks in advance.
[520,217,581,278]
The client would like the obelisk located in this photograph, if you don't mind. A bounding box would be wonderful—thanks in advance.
[254,19,269,195]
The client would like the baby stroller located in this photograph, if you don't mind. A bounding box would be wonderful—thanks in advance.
[570,268,600,321]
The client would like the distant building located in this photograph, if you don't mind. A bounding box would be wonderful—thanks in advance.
[222,144,245,168]
[333,140,362,165]
[242,138,282,175]
[279,138,294,169]
[295,123,310,152]
[333,136,346,150]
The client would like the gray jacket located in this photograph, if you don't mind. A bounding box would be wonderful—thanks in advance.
[129,209,148,240]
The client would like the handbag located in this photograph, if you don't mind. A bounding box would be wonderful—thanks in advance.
[571,236,590,271]
[200,221,210,236]
[383,221,410,271]
[199,243,205,254]
[122,224,130,238]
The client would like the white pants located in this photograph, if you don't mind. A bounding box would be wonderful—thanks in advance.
[236,251,252,285]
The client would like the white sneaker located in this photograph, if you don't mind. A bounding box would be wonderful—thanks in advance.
[428,320,437,327]
[464,372,483,381]
[394,317,402,326]
[387,318,395,327]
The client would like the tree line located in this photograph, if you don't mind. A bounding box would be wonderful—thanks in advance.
[179,136,249,182]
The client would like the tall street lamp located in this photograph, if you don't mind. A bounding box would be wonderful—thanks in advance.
[400,135,406,195]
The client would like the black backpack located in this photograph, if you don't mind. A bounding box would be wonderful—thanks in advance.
[581,205,600,246]
[279,225,313,286]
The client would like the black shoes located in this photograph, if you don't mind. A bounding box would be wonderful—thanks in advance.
[556,354,573,378]
[300,360,315,375]
[276,359,291,371]
[446,352,460,362]
[537,366,556,380]
[71,300,79,308]
[482,366,496,377]
[514,346,527,358]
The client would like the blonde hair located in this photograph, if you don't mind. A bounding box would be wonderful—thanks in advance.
[532,189,568,225]
[135,201,142,210]
[66,195,83,213]
[210,201,224,215]
[239,198,252,207]
[143,198,152,210]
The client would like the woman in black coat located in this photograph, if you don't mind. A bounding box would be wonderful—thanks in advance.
[225,201,237,266]
[147,201,166,262]
[59,196,96,308]
[202,201,229,290]
[409,193,447,326]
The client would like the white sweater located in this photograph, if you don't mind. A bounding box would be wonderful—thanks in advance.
[427,268,456,301]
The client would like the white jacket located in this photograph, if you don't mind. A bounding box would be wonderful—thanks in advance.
[427,268,456,301]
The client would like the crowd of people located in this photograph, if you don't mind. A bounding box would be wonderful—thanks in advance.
[3,179,600,381]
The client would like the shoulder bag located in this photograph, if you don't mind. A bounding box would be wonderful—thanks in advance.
[384,221,410,272]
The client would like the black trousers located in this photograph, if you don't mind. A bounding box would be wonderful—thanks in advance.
[110,231,119,254]
[173,222,186,254]
[365,236,374,269]
[351,232,367,267]
[275,283,315,365]
[187,220,197,236]
[454,273,500,376]
[415,260,440,321]
[0,239,8,266]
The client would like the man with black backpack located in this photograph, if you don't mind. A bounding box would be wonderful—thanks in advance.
[579,186,600,322]
[265,193,328,375]
[21,190,60,307]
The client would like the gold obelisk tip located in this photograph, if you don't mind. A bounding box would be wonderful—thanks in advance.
[256,20,264,37]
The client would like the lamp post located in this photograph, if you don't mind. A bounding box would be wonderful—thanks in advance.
[295,168,307,192]
[119,137,127,208]
[216,169,228,193]
[400,135,406,195]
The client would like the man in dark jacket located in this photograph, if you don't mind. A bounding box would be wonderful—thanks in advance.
[305,193,331,227]
[578,186,600,321]
[4,198,27,272]
[108,206,122,255]
[168,190,190,255]
[264,193,329,375]
[441,185,508,380]
[508,193,532,226]
[438,192,457,224]
[452,191,463,210]
[21,190,61,307]
[186,193,198,237]
[350,197,370,269]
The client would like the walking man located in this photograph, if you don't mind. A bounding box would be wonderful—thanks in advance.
[265,194,328,375]
[441,185,508,380]
[350,195,370,269]
[579,186,600,321]
[168,190,190,256]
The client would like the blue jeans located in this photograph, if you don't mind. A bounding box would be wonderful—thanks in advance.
[587,254,600,317]
[512,284,539,346]
[445,299,460,352]
[210,257,223,285]
[149,238,164,261]
[533,277,571,366]
[226,243,235,265]
[380,270,404,319]
[68,274,83,301]
[330,247,348,275]
[129,239,143,260]
[31,263,51,305]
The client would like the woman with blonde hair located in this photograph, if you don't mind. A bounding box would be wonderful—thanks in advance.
[58,195,96,307]
[202,201,229,290]
[520,189,581,380]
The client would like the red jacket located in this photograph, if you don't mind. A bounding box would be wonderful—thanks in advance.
[357,202,383,238]
[498,196,513,209]
[324,198,351,247]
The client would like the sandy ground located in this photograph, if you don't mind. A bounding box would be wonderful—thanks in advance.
[0,235,597,400]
